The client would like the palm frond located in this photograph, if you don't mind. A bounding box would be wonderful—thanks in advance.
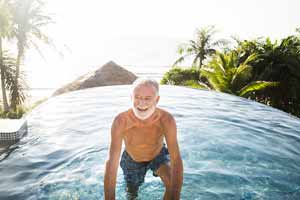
[238,81,279,97]
[201,67,230,92]
[242,53,258,65]
[197,81,212,90]
[1,51,28,106]
[172,52,194,67]
[172,56,185,67]
[0,0,13,38]
[231,64,252,86]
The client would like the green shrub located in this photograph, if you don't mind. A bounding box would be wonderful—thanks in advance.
[160,67,200,85]
[0,105,27,119]
[0,98,48,119]
[183,80,207,89]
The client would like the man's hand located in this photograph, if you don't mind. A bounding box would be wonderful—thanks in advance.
[104,115,123,200]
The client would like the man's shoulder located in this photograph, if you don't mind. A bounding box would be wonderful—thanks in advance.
[113,109,131,125]
[157,107,175,122]
[113,110,128,126]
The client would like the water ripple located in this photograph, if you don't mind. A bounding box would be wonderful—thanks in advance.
[0,85,300,199]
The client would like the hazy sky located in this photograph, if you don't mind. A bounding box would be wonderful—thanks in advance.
[26,0,300,88]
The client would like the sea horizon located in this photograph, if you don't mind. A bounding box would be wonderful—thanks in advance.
[24,64,171,106]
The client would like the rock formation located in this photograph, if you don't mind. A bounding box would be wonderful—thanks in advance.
[52,61,137,96]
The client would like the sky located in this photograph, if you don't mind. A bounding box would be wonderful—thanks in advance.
[24,0,300,89]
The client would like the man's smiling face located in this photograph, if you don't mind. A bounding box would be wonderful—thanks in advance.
[131,84,160,120]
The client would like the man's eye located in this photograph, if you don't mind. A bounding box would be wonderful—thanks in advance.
[134,96,151,101]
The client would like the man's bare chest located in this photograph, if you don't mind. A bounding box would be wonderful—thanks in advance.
[123,125,164,145]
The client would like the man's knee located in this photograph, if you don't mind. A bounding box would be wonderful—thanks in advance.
[126,184,139,199]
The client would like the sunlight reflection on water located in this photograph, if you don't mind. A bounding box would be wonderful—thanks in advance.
[0,85,300,200]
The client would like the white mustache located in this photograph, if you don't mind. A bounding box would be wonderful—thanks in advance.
[132,105,156,120]
[137,106,149,110]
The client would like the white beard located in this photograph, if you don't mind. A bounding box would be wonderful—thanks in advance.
[132,105,156,120]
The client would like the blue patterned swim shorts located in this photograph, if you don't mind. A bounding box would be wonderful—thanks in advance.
[120,144,170,187]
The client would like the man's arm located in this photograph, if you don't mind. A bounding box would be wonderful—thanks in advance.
[104,115,123,200]
[164,114,183,200]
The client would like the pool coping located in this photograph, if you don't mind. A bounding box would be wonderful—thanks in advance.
[0,119,27,142]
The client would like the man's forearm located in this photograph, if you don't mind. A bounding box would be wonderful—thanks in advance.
[170,158,183,199]
[104,160,117,200]
[104,181,115,200]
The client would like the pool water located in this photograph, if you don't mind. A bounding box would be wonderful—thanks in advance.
[0,85,300,200]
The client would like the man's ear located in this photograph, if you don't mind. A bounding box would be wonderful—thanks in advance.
[156,95,160,104]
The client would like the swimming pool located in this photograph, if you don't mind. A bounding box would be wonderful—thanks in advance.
[0,85,299,200]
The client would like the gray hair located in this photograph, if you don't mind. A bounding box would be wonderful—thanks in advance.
[131,77,159,96]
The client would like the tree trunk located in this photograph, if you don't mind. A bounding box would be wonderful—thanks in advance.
[11,41,24,111]
[0,38,9,112]
[199,58,203,70]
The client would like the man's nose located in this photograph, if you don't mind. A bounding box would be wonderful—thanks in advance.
[138,99,148,104]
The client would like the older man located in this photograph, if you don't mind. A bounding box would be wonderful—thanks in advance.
[104,78,183,200]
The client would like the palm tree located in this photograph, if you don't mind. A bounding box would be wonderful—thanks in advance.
[0,0,12,112]
[199,51,279,98]
[2,51,27,109]
[173,26,227,69]
[10,0,53,110]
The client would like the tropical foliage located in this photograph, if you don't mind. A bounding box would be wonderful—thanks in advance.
[173,26,227,69]
[0,0,12,112]
[10,0,53,110]
[1,51,27,101]
[164,26,300,117]
[200,51,279,97]
[0,0,53,118]
[161,67,200,85]
[235,36,300,116]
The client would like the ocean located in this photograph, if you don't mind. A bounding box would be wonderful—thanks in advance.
[26,65,171,105]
